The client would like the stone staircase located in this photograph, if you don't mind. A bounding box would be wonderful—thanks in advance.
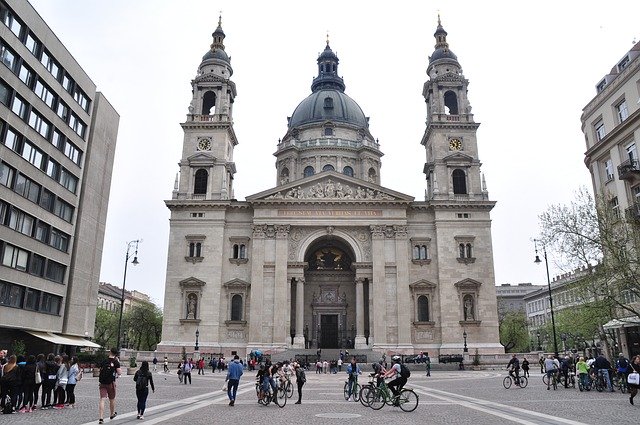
[270,348,382,364]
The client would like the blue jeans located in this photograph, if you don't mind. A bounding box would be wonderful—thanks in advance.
[227,379,239,401]
[579,373,589,389]
[598,369,613,391]
[136,388,149,415]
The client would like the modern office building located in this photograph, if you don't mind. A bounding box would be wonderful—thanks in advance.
[581,39,640,358]
[0,0,118,352]
[158,17,503,357]
[495,283,542,321]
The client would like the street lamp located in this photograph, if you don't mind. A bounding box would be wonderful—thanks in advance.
[116,239,141,351]
[195,328,200,351]
[536,330,542,351]
[463,329,468,353]
[533,239,559,358]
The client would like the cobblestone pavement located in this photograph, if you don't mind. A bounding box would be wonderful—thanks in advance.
[1,369,638,424]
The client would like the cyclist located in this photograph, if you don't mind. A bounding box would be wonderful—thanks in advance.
[382,355,408,405]
[616,353,630,387]
[593,354,615,392]
[544,355,558,390]
[560,356,571,388]
[371,359,386,387]
[506,354,521,385]
[575,356,590,391]
[345,357,361,399]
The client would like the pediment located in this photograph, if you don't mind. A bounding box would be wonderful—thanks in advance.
[246,171,414,203]
[186,152,216,165]
[409,279,437,290]
[179,277,206,288]
[454,278,483,289]
[223,278,251,289]
[443,152,474,164]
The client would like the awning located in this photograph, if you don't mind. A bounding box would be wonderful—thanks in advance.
[603,317,640,330]
[27,331,101,348]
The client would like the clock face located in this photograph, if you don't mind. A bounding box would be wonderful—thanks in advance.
[197,138,211,151]
[449,138,462,151]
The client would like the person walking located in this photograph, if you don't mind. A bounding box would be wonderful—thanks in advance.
[225,355,243,406]
[133,361,154,419]
[425,352,431,377]
[66,356,81,408]
[294,362,306,404]
[152,356,158,372]
[522,357,530,378]
[628,355,640,405]
[98,348,121,424]
[539,356,545,374]
[182,359,193,384]
[163,356,169,373]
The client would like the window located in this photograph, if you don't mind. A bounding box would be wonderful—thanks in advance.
[39,188,54,212]
[323,97,333,108]
[24,288,40,310]
[40,292,61,314]
[34,221,49,243]
[618,56,630,72]
[322,164,335,172]
[45,260,66,283]
[8,208,34,236]
[626,143,637,162]
[34,80,55,108]
[596,79,607,93]
[232,243,247,260]
[59,168,78,193]
[0,78,10,106]
[202,91,216,115]
[188,242,202,258]
[303,166,314,177]
[64,141,81,165]
[11,94,28,119]
[73,87,89,111]
[194,169,208,194]
[4,127,20,151]
[417,295,429,322]
[368,167,376,183]
[53,198,73,222]
[2,243,28,271]
[343,166,353,177]
[21,141,43,168]
[610,196,620,219]
[40,50,60,79]
[62,73,73,92]
[14,174,40,203]
[594,120,605,141]
[280,167,289,184]
[18,63,34,87]
[68,113,85,138]
[0,162,14,187]
[46,159,59,179]
[444,90,459,114]
[28,253,45,277]
[0,282,24,308]
[617,100,629,123]
[51,130,65,149]
[604,159,614,180]
[324,127,333,136]
[0,43,16,71]
[452,169,467,194]
[24,32,40,56]
[230,294,243,321]
[49,228,69,252]
[1,6,22,38]
[29,111,51,138]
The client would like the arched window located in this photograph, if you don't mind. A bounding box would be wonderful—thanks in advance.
[233,244,239,259]
[452,169,467,194]
[417,295,429,322]
[368,167,377,183]
[324,127,333,136]
[420,245,427,260]
[189,242,195,257]
[444,90,459,115]
[194,169,208,194]
[343,166,353,177]
[202,91,216,115]
[280,167,289,184]
[303,166,315,177]
[412,245,420,260]
[239,244,246,259]
[466,243,473,258]
[322,164,335,172]
[231,294,243,321]
[324,97,333,108]
[459,243,466,258]
[195,242,202,257]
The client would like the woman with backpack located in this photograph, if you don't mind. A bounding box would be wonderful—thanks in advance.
[133,361,154,419]
[41,353,58,409]
[0,355,20,413]
[53,355,69,409]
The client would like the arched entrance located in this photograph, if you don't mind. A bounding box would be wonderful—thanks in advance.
[293,237,356,349]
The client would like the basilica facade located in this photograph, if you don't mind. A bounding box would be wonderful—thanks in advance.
[158,18,503,356]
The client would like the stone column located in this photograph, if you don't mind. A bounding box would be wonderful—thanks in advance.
[273,225,290,348]
[370,225,387,347]
[354,277,367,348]
[293,277,305,348]
[248,225,267,347]
[394,225,413,351]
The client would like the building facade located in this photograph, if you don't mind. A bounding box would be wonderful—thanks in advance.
[582,40,640,358]
[97,282,152,314]
[159,18,502,357]
[0,0,118,352]
[495,283,542,321]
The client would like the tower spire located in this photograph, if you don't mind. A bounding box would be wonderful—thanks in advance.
[211,13,226,51]
[434,14,449,51]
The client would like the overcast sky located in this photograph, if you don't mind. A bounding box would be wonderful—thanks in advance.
[29,1,640,308]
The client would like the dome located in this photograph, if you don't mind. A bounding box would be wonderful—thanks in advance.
[429,47,458,64]
[289,89,368,128]
[202,48,229,62]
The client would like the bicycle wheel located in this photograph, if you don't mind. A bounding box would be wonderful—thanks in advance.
[275,387,287,408]
[343,381,351,400]
[398,389,419,412]
[352,383,361,402]
[359,385,374,407]
[285,381,293,398]
[503,376,512,389]
[518,376,528,388]
[369,388,386,410]
[552,376,558,390]
[542,374,549,386]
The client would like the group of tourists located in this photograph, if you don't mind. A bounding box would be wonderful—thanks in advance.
[0,349,82,414]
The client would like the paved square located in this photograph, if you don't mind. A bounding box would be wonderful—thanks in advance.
[1,369,637,424]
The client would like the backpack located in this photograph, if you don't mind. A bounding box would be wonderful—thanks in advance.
[400,363,411,379]
[135,372,149,390]
[298,369,306,383]
[618,358,629,370]
[99,360,116,384]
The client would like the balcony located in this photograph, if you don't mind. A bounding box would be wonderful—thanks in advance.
[626,203,640,221]
[618,159,640,180]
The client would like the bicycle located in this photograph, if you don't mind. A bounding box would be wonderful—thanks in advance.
[614,372,628,393]
[503,372,528,389]
[256,379,287,407]
[594,370,608,392]
[577,373,591,391]
[543,371,558,390]
[358,374,379,407]
[281,373,294,399]
[344,374,360,402]
[365,378,419,412]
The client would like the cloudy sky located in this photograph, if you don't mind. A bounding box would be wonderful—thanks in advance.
[29,0,640,307]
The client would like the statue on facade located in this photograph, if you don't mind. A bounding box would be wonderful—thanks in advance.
[187,293,197,319]
[464,295,474,321]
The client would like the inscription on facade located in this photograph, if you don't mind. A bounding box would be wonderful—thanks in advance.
[415,330,434,341]
[278,210,382,217]
[227,330,245,339]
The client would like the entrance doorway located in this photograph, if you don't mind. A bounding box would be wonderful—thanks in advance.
[320,314,339,348]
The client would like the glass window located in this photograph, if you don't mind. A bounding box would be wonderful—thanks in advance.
[0,44,16,71]
[342,166,353,177]
[0,162,14,187]
[62,73,73,92]
[64,142,81,165]
[53,198,73,222]
[231,294,243,321]
[604,159,614,180]
[1,8,22,38]
[0,78,10,106]
[40,292,61,314]
[35,221,49,243]
[18,63,34,87]
[9,208,34,236]
[49,228,69,252]
[34,80,56,108]
[417,295,429,322]
[39,188,54,212]
[14,173,40,203]
[11,95,28,119]
[2,244,29,271]
[51,130,65,149]
[59,168,78,193]
[21,141,44,168]
[303,166,314,177]
[595,120,605,141]
[617,100,628,123]
[28,110,51,139]
[25,32,40,56]
[452,169,467,194]
[4,127,20,151]
[69,113,86,138]
[194,169,208,194]
[46,158,59,179]
[45,260,65,283]
[40,50,60,79]
[322,164,335,172]
[56,101,69,121]
[626,143,637,162]
[24,288,40,310]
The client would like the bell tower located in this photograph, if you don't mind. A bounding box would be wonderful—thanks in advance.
[421,16,487,201]
[174,16,238,201]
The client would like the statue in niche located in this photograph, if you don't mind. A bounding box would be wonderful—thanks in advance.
[320,249,337,269]
[187,293,197,319]
[464,295,474,321]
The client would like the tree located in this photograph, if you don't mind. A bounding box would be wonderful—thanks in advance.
[94,308,119,349]
[499,312,531,352]
[538,186,640,354]
[122,302,163,351]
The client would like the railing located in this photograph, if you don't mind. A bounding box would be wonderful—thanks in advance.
[618,159,640,179]
[277,137,380,151]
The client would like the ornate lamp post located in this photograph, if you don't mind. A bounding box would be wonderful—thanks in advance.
[534,239,559,358]
[116,240,141,350]
[463,329,468,353]
[536,330,542,351]
[195,328,200,351]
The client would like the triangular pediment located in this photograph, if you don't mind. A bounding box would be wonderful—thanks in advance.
[246,171,414,203]
[179,277,206,288]
[186,152,217,165]
[409,279,437,289]
[443,152,474,164]
[223,278,251,289]
[454,278,483,289]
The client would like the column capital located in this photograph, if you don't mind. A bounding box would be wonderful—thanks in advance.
[252,224,268,238]
[275,224,291,239]
[370,225,386,239]
[295,276,305,284]
[393,225,408,239]
[355,277,366,285]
